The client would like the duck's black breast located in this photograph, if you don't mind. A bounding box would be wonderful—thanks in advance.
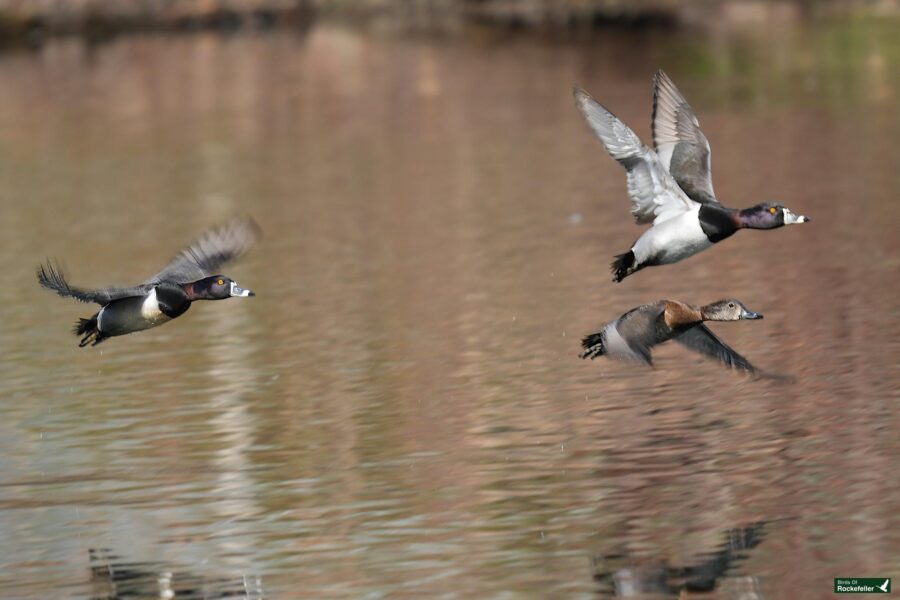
[698,204,739,243]
[155,283,191,318]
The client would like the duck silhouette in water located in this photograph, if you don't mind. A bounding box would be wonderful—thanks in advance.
[89,547,265,599]
[592,521,771,597]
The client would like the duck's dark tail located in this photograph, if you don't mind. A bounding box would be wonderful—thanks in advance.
[610,250,636,283]
[580,331,605,360]
[73,315,106,347]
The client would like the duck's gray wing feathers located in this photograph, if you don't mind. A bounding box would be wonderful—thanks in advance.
[145,217,261,285]
[673,324,757,372]
[603,303,667,365]
[37,262,148,305]
[574,87,698,226]
[651,70,717,205]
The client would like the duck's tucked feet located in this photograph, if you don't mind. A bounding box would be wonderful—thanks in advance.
[580,344,604,360]
[73,317,106,347]
[580,331,606,359]
[610,250,636,283]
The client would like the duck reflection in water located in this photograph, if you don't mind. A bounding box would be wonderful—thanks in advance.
[592,521,771,598]
[89,548,264,600]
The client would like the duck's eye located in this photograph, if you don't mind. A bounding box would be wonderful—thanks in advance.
[217,279,224,285]
[769,207,777,214]
[728,303,735,308]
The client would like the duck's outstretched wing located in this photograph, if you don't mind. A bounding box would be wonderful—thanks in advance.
[145,217,261,285]
[574,87,698,226]
[673,324,757,373]
[37,262,147,305]
[652,70,717,205]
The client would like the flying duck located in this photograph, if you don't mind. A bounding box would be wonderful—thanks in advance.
[580,299,764,373]
[574,70,809,282]
[38,217,260,347]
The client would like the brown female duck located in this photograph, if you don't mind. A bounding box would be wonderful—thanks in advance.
[580,299,764,373]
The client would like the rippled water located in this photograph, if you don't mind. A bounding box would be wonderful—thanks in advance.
[0,18,898,599]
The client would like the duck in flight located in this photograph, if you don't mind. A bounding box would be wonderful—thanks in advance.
[580,298,764,374]
[574,70,809,282]
[38,217,260,347]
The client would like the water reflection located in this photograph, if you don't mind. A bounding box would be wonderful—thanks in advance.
[593,521,770,597]
[89,548,264,599]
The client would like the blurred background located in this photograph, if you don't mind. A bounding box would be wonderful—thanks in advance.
[0,0,898,598]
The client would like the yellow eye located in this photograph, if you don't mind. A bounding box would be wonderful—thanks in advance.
[769,207,777,214]
[217,279,224,285]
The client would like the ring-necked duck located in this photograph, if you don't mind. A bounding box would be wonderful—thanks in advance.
[580,299,764,373]
[574,70,809,282]
[38,217,260,347]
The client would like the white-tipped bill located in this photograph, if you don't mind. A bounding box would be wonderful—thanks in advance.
[783,208,809,224]
[229,281,255,297]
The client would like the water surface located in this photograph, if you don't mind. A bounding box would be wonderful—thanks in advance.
[0,19,898,599]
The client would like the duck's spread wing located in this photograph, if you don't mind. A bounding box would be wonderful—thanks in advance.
[37,263,148,305]
[145,217,261,285]
[652,70,717,205]
[673,324,757,372]
[574,87,698,226]
[605,303,666,365]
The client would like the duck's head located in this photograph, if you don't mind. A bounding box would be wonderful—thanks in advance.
[187,275,255,300]
[739,202,809,229]
[701,299,763,321]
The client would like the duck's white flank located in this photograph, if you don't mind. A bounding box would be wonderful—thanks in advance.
[141,288,160,318]
[96,305,107,331]
[631,205,712,265]
[140,288,172,326]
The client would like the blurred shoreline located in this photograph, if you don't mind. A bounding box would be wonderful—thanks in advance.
[0,0,898,47]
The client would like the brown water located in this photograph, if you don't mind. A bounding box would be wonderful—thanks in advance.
[0,18,898,599]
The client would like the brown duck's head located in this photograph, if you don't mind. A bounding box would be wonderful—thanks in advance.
[700,299,762,322]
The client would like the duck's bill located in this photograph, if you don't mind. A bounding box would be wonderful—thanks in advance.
[783,208,809,224]
[741,309,763,320]
[229,281,255,297]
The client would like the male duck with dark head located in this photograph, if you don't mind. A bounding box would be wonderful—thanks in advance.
[574,70,809,282]
[38,217,260,347]
[580,299,764,374]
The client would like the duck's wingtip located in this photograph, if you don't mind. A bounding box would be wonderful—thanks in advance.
[653,68,674,86]
[230,215,264,241]
[36,259,66,288]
